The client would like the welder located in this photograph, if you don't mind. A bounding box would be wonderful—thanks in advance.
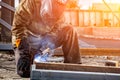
[12,0,81,77]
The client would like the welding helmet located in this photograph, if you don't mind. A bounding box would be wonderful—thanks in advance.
[40,0,68,26]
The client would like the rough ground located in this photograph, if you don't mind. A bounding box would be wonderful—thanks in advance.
[0,52,29,80]
[0,51,120,80]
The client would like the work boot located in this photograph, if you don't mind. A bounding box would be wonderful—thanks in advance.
[17,57,30,78]
[13,37,31,78]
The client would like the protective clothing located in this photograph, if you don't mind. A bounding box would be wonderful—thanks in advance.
[12,0,81,77]
[12,0,67,39]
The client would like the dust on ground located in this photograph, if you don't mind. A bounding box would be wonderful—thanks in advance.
[0,51,29,80]
[0,51,120,80]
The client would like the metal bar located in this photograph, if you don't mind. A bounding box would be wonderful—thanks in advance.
[31,64,120,80]
[66,9,119,13]
[95,11,96,26]
[0,18,11,30]
[1,42,120,56]
[0,1,15,12]
[55,48,120,56]
[83,11,85,26]
[102,0,120,23]
[76,10,79,26]
[88,11,90,26]
[35,63,120,74]
[0,43,12,50]
[101,11,104,26]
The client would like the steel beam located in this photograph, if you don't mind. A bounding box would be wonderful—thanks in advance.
[35,63,120,74]
[1,44,120,56]
[1,0,14,25]
[0,1,15,12]
[0,19,11,30]
[0,43,12,50]
[55,48,120,56]
[31,64,120,80]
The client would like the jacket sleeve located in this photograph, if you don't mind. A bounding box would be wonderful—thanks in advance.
[12,0,35,39]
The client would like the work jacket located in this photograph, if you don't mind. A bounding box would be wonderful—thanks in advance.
[12,0,68,44]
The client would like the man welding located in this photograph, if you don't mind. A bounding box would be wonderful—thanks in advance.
[12,0,81,77]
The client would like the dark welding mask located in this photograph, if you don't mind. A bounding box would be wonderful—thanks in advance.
[40,0,68,26]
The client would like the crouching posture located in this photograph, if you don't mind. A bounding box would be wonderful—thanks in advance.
[12,0,81,78]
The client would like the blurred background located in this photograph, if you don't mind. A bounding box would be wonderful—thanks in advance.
[0,0,120,50]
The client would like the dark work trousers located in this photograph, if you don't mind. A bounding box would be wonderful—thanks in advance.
[13,26,81,77]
